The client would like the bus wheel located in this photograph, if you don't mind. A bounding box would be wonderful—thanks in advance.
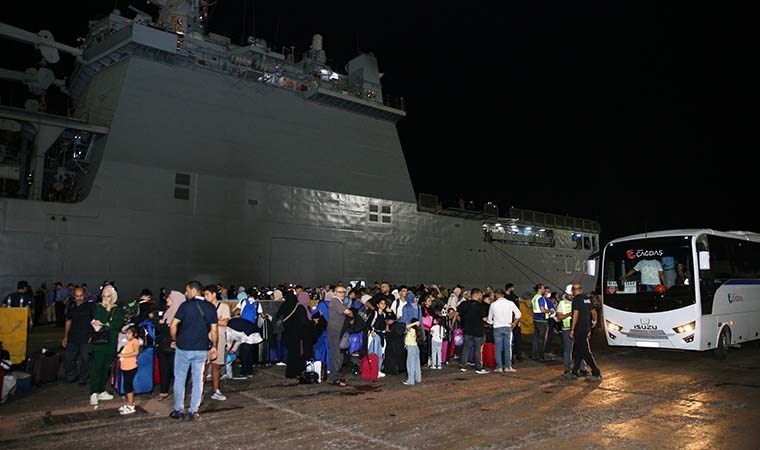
[715,327,730,360]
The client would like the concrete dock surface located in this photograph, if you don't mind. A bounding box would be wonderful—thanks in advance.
[2,327,759,449]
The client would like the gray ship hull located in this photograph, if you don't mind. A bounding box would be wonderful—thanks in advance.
[1,54,596,298]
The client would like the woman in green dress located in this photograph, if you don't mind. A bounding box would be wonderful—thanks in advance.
[90,285,124,406]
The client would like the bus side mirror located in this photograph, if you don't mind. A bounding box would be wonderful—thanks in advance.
[586,259,597,277]
[698,251,711,270]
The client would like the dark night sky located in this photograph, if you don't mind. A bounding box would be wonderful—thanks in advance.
[1,1,753,243]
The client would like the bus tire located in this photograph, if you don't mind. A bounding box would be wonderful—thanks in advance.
[715,327,730,360]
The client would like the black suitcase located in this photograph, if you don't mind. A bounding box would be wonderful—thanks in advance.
[28,351,61,385]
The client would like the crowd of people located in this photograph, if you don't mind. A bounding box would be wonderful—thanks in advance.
[2,278,602,419]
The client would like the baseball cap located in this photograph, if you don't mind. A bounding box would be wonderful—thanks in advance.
[17,280,29,290]
[565,284,574,295]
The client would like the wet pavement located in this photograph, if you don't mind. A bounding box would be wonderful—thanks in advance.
[2,327,760,449]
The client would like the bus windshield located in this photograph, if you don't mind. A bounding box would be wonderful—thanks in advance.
[603,236,695,313]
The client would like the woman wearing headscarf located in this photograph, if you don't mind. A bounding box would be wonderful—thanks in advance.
[89,285,124,406]
[277,291,309,381]
[156,290,185,400]
[296,286,312,359]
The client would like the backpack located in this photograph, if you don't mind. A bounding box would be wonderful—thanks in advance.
[452,328,464,347]
[138,320,156,348]
[299,371,319,384]
[241,300,259,324]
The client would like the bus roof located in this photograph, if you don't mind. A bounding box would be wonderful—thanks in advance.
[607,229,760,245]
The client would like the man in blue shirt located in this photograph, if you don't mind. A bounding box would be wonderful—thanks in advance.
[170,281,218,421]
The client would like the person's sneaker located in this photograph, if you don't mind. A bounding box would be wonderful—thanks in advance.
[232,375,248,380]
[545,352,557,358]
[276,362,287,366]
[504,367,517,373]
[459,367,467,372]
[579,370,590,376]
[494,368,504,373]
[169,410,185,420]
[564,372,579,380]
[378,372,386,378]
[587,375,603,382]
[402,381,411,385]
[89,393,99,406]
[220,373,232,381]
[467,362,475,366]
[475,369,489,375]
[120,404,136,415]
[190,412,201,421]
[97,391,114,401]
[211,390,227,401]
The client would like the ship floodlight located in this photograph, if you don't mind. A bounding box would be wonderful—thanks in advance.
[525,227,532,231]
[539,228,545,232]
[495,223,501,227]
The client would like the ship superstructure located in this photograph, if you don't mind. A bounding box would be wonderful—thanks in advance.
[0,2,599,297]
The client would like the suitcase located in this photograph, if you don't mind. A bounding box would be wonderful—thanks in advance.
[153,354,161,385]
[132,347,155,394]
[482,342,496,368]
[15,372,32,395]
[361,353,379,381]
[440,340,449,364]
[28,351,61,386]
[112,348,155,395]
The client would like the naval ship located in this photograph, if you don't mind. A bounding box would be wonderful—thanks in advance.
[0,1,599,298]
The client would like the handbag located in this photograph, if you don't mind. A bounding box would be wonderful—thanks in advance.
[339,331,350,350]
[91,330,111,345]
[273,304,299,335]
[91,308,116,344]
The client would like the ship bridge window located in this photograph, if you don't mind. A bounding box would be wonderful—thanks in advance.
[174,172,191,200]
[369,203,392,225]
[573,233,583,250]
[175,173,191,186]
[174,187,190,200]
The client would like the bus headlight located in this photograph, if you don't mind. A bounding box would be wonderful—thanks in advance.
[683,334,695,343]
[606,320,623,333]
[673,321,696,334]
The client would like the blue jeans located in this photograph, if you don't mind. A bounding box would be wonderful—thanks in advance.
[368,333,384,373]
[173,349,207,414]
[562,329,585,373]
[494,327,512,369]
[405,345,421,384]
[460,334,484,370]
[431,340,442,367]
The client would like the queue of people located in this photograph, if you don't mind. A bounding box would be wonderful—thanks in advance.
[3,278,602,418]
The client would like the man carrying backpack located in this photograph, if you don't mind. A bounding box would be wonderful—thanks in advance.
[169,281,218,421]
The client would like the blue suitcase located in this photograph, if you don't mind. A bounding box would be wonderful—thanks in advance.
[113,347,155,395]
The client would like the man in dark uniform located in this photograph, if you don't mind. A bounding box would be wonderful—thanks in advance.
[567,283,602,381]
[62,287,94,384]
[3,281,34,328]
[504,283,524,362]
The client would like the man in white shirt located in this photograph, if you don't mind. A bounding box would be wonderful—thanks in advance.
[624,259,666,291]
[487,288,522,373]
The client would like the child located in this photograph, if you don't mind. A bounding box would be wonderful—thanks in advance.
[118,326,140,415]
[430,316,445,370]
[403,319,422,385]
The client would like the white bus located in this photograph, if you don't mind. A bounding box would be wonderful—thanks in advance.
[598,229,760,358]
